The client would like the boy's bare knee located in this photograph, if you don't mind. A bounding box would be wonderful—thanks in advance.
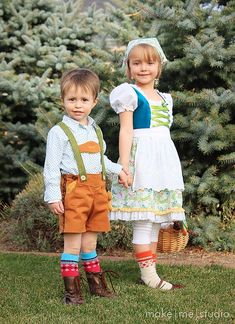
[81,232,98,252]
[81,241,97,252]
[64,247,80,255]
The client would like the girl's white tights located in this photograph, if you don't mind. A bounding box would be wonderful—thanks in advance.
[132,221,173,290]
[132,221,161,244]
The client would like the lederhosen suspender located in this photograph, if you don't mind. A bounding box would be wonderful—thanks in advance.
[57,122,106,182]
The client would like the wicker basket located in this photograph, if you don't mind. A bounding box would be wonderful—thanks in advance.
[157,224,189,253]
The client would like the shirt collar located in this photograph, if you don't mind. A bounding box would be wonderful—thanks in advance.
[62,115,96,130]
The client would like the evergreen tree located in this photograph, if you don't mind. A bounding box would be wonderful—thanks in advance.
[0,0,123,202]
[0,0,57,201]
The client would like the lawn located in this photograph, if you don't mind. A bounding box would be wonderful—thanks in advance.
[0,252,234,324]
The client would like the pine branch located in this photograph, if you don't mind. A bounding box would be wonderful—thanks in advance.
[218,152,235,165]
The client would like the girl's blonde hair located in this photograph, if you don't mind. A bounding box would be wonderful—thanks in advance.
[60,68,100,100]
[126,44,162,80]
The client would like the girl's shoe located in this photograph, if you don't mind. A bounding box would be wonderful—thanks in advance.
[137,277,184,290]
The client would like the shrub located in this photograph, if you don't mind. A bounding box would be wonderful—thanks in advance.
[7,174,63,252]
[98,221,133,253]
[188,215,235,252]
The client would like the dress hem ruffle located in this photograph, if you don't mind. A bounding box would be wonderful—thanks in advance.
[111,207,184,214]
[109,210,185,223]
[131,185,184,192]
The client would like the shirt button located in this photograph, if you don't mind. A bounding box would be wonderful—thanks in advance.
[80,175,86,181]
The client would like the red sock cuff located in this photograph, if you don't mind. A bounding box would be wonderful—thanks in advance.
[82,258,101,273]
[61,262,79,277]
[135,250,152,261]
[152,253,157,262]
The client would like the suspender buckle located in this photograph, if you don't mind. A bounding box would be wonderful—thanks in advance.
[80,175,87,181]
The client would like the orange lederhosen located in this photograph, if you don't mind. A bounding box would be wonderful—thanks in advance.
[58,140,111,234]
[59,173,111,234]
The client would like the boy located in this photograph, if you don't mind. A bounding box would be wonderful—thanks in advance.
[44,68,128,305]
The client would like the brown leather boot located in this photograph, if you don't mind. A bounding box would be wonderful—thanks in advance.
[86,271,117,298]
[63,276,85,305]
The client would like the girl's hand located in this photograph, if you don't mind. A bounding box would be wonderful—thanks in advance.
[48,201,64,215]
[127,173,133,186]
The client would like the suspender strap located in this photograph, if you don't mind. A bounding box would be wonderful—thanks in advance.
[57,122,106,181]
[95,126,106,181]
[58,122,87,181]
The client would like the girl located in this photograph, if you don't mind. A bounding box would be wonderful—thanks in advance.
[110,38,185,290]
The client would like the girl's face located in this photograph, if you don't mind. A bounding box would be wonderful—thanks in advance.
[128,45,160,87]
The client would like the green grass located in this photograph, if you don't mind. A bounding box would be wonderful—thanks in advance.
[0,253,234,324]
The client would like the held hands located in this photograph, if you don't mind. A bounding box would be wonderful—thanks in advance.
[118,167,133,188]
[48,201,64,215]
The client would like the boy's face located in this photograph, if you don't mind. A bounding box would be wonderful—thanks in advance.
[63,85,97,125]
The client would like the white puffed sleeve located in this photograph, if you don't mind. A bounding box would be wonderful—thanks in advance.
[109,82,138,114]
[162,93,173,127]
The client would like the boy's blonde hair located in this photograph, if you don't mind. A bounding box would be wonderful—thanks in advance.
[126,44,162,80]
[60,68,100,99]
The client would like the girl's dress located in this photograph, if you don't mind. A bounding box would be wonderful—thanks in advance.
[110,83,185,223]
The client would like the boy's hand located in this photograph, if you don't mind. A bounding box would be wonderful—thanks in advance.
[48,201,64,215]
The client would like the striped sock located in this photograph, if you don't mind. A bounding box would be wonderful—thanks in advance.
[81,250,101,273]
[136,250,154,269]
[60,253,79,277]
[136,250,173,290]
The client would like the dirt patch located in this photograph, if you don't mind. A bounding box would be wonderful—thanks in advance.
[0,247,234,269]
[100,248,235,269]
[154,249,235,269]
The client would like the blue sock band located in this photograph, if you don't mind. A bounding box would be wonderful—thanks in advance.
[81,250,97,260]
[61,253,79,262]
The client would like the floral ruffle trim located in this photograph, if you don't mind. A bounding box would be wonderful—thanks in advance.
[111,207,184,216]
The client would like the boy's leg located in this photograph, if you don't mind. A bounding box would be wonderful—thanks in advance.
[61,233,84,305]
[81,232,115,297]
[133,221,180,290]
[80,232,101,272]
